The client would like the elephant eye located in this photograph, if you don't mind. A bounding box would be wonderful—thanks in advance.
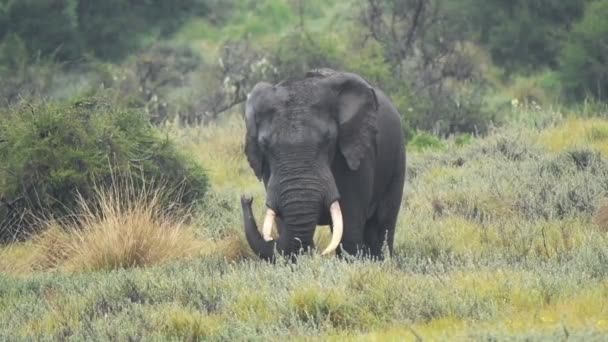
[259,136,270,148]
[322,130,331,142]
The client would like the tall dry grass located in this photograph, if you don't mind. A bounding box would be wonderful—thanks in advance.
[60,182,204,272]
[0,179,244,274]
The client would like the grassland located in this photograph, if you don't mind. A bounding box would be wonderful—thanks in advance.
[1,107,608,341]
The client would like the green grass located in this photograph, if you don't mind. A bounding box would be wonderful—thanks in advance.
[1,112,608,340]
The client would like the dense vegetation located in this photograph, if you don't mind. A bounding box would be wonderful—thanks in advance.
[2,0,607,129]
[1,0,607,340]
[0,96,208,240]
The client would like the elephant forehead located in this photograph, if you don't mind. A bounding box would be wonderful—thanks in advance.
[271,111,332,145]
[248,84,288,115]
[283,79,327,106]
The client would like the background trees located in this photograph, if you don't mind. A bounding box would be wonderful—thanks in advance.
[559,0,608,102]
[461,0,589,73]
[0,0,605,126]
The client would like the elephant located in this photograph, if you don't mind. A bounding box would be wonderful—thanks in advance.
[241,68,406,261]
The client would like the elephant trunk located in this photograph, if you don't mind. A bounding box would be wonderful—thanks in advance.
[242,161,343,259]
[273,191,321,255]
[241,196,276,261]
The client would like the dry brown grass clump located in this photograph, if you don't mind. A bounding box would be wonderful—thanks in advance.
[0,181,246,274]
[61,184,203,272]
[593,202,608,232]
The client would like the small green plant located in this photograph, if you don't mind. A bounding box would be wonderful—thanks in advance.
[589,126,608,141]
[161,307,224,341]
[290,286,372,329]
[408,132,446,151]
[454,133,474,147]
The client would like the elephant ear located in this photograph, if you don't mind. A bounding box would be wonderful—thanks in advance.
[322,72,379,170]
[244,83,273,180]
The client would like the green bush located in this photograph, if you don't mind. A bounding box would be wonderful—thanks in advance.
[559,0,608,102]
[0,96,208,241]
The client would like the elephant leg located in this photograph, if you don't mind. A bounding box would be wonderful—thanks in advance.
[363,215,385,259]
[333,210,366,258]
[365,160,406,258]
[328,191,367,258]
[331,154,375,259]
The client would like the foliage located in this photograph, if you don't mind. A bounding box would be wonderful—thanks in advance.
[96,42,204,124]
[0,35,62,106]
[1,0,218,62]
[0,96,208,240]
[408,132,445,151]
[459,0,588,73]
[359,1,497,137]
[2,0,82,61]
[559,0,608,102]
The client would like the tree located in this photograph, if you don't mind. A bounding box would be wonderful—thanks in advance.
[359,0,492,137]
[461,0,588,73]
[4,0,82,61]
[1,0,222,62]
[559,0,608,101]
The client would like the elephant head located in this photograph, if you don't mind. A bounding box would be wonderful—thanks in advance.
[243,69,378,260]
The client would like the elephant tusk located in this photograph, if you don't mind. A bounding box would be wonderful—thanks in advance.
[262,208,276,242]
[322,201,343,255]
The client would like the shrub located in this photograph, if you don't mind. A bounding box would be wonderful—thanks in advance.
[0,96,208,241]
[559,0,608,102]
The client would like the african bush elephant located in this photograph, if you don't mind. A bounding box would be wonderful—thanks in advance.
[241,68,406,261]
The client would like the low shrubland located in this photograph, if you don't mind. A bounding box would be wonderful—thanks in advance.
[1,109,607,340]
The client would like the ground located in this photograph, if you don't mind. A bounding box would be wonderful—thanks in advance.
[1,108,607,341]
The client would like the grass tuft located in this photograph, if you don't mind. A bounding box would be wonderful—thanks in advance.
[1,179,245,274]
[539,118,608,155]
[160,306,224,341]
[61,183,203,272]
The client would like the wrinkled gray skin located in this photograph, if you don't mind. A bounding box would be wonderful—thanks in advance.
[242,69,405,261]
